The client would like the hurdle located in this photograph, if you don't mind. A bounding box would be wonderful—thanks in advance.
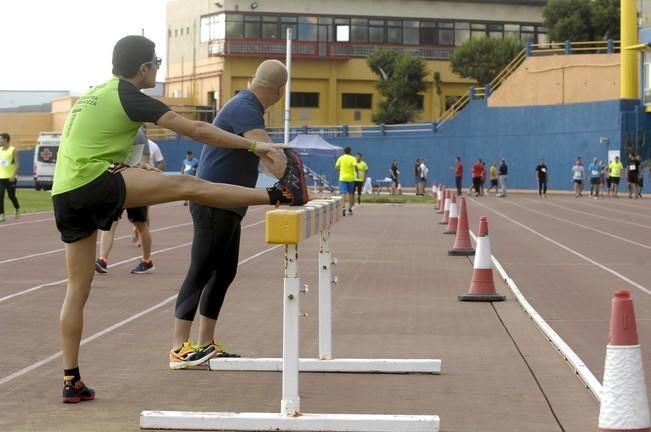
[209,197,441,374]
[141,196,440,431]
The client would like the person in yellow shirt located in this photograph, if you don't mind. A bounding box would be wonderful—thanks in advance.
[0,132,20,222]
[608,156,624,198]
[486,161,498,194]
[353,152,369,205]
[335,146,357,215]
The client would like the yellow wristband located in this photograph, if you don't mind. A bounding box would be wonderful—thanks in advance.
[248,140,257,152]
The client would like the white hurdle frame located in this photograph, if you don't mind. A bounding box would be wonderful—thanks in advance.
[210,202,441,375]
[141,196,440,431]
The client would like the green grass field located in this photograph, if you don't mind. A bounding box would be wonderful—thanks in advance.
[3,189,53,215]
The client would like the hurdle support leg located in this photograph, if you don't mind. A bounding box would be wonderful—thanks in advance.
[281,244,300,415]
[319,229,333,360]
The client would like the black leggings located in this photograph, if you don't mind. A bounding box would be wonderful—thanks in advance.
[175,204,241,321]
[0,178,20,214]
[538,180,547,195]
[354,181,363,203]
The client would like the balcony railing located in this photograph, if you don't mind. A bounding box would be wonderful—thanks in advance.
[209,39,454,60]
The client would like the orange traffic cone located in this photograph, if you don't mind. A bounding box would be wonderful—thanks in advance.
[449,197,474,256]
[458,217,505,302]
[437,186,446,214]
[598,290,650,432]
[438,190,450,224]
[444,192,458,234]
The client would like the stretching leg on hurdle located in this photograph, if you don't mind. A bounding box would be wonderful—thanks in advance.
[54,36,308,404]
[171,59,289,369]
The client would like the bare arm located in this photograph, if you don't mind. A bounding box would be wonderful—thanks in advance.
[157,111,284,156]
[243,128,286,179]
[12,148,18,181]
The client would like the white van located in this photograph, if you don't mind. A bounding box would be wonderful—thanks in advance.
[33,131,61,190]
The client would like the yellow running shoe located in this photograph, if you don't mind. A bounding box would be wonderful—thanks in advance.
[169,340,216,369]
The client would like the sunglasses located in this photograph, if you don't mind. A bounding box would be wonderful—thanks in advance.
[143,57,162,67]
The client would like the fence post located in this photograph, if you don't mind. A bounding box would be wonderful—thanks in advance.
[485,83,492,98]
[432,121,438,133]
[342,124,349,137]
[564,40,571,55]
[302,125,308,134]
[525,41,532,57]
[607,39,614,53]
[380,123,386,136]
[470,87,476,100]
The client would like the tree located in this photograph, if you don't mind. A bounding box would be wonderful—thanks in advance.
[543,0,594,42]
[449,37,524,86]
[591,0,620,40]
[367,48,427,124]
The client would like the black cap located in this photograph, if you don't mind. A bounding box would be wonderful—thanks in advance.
[112,35,156,78]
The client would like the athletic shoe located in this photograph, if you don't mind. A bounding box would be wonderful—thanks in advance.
[130,259,154,274]
[210,340,240,358]
[267,150,308,206]
[62,376,95,404]
[347,209,353,216]
[14,209,19,219]
[95,258,108,274]
[169,340,217,369]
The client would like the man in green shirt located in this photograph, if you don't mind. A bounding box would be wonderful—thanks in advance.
[53,35,308,404]
[608,156,624,198]
[353,152,368,205]
[335,146,357,215]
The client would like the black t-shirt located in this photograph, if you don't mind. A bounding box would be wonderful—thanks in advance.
[535,164,547,181]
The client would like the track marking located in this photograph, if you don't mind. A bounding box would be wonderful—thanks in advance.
[0,220,265,303]
[470,198,651,296]
[538,199,651,229]
[508,200,651,251]
[0,243,281,387]
[570,198,651,219]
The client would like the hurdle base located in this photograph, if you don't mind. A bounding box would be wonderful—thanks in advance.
[443,230,456,235]
[140,411,440,431]
[448,248,475,256]
[209,357,441,374]
[458,293,506,302]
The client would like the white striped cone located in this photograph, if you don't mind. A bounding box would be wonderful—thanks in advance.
[599,290,650,432]
[444,193,459,234]
[458,217,505,302]
[438,190,450,224]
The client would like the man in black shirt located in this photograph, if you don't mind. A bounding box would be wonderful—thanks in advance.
[535,159,548,198]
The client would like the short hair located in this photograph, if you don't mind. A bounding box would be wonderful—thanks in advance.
[356,153,362,157]
[344,146,352,154]
[186,151,193,155]
[112,35,156,78]
[0,132,10,142]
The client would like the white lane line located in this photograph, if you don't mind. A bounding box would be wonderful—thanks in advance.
[538,199,651,229]
[469,229,603,401]
[0,243,281,387]
[571,199,651,220]
[0,222,193,265]
[0,219,265,304]
[508,200,651,251]
[470,198,651,296]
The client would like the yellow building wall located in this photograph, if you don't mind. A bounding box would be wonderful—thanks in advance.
[488,54,620,107]
[0,113,52,149]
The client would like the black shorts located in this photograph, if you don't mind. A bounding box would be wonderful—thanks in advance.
[591,178,600,185]
[126,206,148,223]
[491,179,498,186]
[611,177,620,185]
[573,179,583,185]
[628,175,638,184]
[53,169,126,243]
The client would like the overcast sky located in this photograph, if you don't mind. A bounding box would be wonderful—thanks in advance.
[0,0,168,93]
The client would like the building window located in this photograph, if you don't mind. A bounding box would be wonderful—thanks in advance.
[291,92,320,108]
[342,93,372,109]
[299,16,318,41]
[471,23,486,39]
[387,20,402,44]
[201,14,225,42]
[438,22,454,45]
[536,27,549,45]
[403,20,419,45]
[335,18,350,42]
[351,18,368,43]
[504,24,519,40]
[244,15,261,39]
[226,14,244,38]
[369,19,384,43]
[262,16,279,39]
[420,21,436,45]
[455,22,470,46]
[520,25,535,43]
[488,23,503,39]
[281,16,297,39]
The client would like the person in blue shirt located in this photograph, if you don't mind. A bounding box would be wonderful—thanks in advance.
[180,150,199,206]
[170,59,291,369]
[588,157,601,199]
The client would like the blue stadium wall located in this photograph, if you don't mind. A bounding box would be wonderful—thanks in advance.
[17,98,649,191]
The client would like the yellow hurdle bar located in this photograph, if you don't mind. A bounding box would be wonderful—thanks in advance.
[265,197,343,245]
